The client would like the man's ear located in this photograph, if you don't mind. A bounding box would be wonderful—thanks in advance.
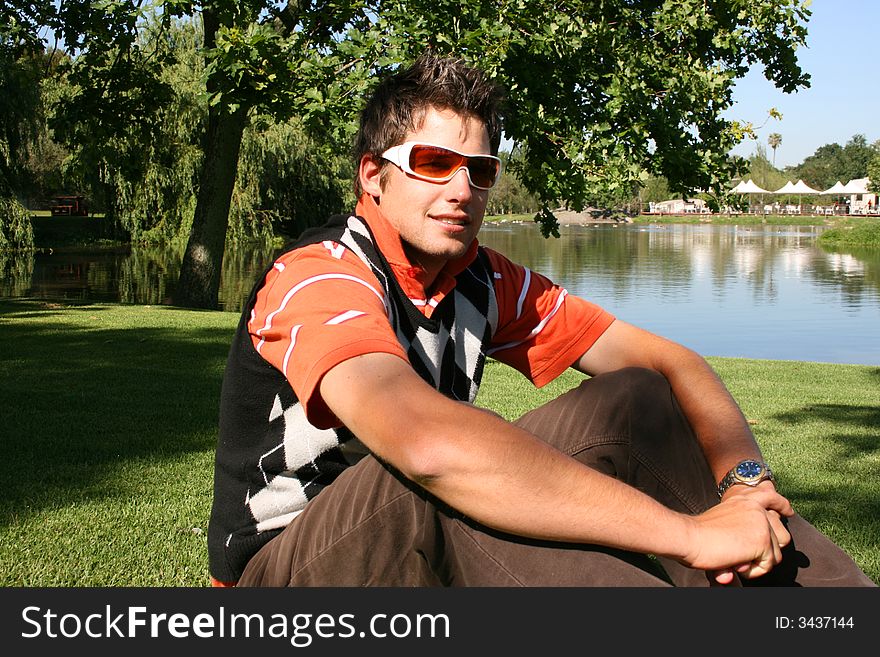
[359,154,384,197]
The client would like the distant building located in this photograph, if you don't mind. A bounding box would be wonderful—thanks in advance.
[50,195,89,216]
[844,178,878,215]
[648,198,709,214]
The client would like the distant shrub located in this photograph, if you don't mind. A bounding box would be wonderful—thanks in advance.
[819,220,880,248]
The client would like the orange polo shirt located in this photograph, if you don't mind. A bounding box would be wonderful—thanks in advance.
[248,195,615,428]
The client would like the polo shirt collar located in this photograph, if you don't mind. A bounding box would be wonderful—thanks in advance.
[355,194,479,308]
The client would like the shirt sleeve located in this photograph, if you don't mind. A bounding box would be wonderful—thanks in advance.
[248,241,409,428]
[484,247,615,387]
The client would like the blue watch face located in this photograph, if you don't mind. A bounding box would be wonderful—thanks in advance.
[736,460,763,479]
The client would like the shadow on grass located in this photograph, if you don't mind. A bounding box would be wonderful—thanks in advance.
[772,403,880,456]
[769,402,880,566]
[0,300,235,524]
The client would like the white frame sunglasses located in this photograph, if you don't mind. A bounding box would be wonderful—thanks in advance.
[380,142,503,190]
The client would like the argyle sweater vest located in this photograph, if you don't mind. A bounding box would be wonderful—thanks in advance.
[208,214,499,583]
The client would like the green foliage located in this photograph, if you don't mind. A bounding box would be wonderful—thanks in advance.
[1,2,54,50]
[748,144,789,192]
[48,14,200,239]
[22,63,74,205]
[639,174,672,205]
[768,132,782,165]
[866,152,880,195]
[0,244,34,297]
[233,118,355,240]
[24,1,816,306]
[0,195,34,250]
[791,135,879,190]
[482,0,811,235]
[46,14,352,245]
[50,1,813,236]
[486,150,540,216]
[0,25,44,196]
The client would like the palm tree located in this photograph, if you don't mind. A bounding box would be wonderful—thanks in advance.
[768,133,782,167]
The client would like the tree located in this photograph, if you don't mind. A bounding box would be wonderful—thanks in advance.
[1,1,52,195]
[639,175,671,206]
[485,150,540,216]
[792,135,877,190]
[868,152,880,195]
[748,144,786,192]
[49,0,812,308]
[0,1,57,249]
[838,134,876,183]
[768,133,782,166]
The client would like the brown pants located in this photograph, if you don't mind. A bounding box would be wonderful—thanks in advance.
[239,368,875,587]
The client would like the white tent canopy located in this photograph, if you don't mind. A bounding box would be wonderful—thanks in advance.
[773,181,798,194]
[730,179,771,194]
[821,181,847,195]
[790,179,820,194]
[840,178,871,194]
[771,180,820,195]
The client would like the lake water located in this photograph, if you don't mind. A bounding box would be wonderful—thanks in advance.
[480,222,880,366]
[3,222,879,365]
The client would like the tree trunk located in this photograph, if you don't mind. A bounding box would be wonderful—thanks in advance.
[172,8,247,309]
[172,106,247,309]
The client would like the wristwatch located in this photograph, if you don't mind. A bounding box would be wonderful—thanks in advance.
[717,459,774,498]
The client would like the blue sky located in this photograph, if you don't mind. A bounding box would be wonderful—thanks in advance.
[725,0,877,168]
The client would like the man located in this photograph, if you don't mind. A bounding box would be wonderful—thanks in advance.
[207,53,873,587]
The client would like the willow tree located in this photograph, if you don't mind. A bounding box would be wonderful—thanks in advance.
[51,0,811,309]
[1,1,53,249]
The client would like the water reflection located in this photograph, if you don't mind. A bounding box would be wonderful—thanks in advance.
[477,222,880,365]
[7,241,279,312]
[2,224,879,364]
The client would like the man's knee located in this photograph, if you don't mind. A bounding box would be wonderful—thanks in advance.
[590,366,668,392]
[515,367,674,453]
[572,367,672,414]
[574,366,691,449]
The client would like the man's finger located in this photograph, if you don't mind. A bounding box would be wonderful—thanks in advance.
[767,510,791,549]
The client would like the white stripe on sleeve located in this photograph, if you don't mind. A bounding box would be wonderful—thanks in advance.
[325,310,366,325]
[281,324,302,377]
[253,273,386,354]
[515,267,532,320]
[487,289,569,355]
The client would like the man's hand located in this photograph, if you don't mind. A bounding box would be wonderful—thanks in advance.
[683,483,794,584]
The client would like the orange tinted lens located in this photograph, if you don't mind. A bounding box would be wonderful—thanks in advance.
[409,146,464,179]
[466,157,499,188]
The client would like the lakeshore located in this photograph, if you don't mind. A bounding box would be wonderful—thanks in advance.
[487,210,836,226]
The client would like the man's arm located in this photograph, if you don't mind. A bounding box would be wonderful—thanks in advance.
[576,318,796,582]
[319,349,792,581]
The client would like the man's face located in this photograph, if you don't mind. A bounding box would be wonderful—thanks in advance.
[364,107,491,275]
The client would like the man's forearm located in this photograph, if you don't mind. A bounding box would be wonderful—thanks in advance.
[656,349,766,485]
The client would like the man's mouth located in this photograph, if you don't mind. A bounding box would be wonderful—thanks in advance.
[432,215,469,226]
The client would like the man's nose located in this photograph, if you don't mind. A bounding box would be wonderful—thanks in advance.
[446,167,474,201]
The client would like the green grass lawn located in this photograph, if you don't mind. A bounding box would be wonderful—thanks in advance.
[1,299,877,586]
